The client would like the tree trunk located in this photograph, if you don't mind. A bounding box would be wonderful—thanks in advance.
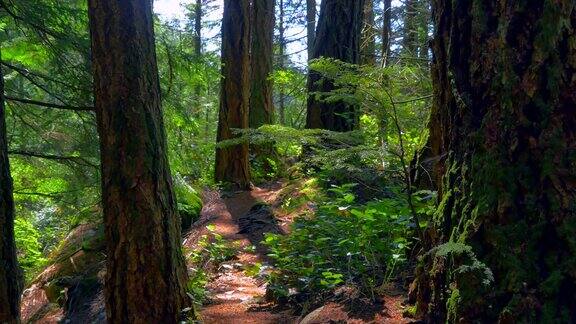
[402,0,418,55]
[87,1,192,322]
[416,0,429,60]
[361,0,376,65]
[306,0,316,61]
[0,47,22,324]
[381,0,391,66]
[306,0,365,131]
[193,0,203,117]
[250,0,275,128]
[414,1,576,322]
[215,0,251,189]
[277,0,286,125]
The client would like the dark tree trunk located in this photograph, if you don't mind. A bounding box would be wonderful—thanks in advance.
[306,0,316,61]
[250,0,275,128]
[0,48,22,324]
[416,0,430,60]
[414,1,576,322]
[277,0,286,125]
[88,1,192,322]
[215,0,251,189]
[381,0,392,66]
[305,0,365,131]
[402,0,418,55]
[193,0,203,117]
[361,0,376,65]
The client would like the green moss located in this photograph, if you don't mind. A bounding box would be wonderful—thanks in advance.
[446,288,460,323]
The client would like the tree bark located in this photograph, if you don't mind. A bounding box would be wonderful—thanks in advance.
[306,0,365,131]
[361,0,376,65]
[277,0,286,125]
[381,0,392,66]
[0,47,22,324]
[250,0,275,128]
[215,0,251,189]
[87,1,192,322]
[414,1,576,322]
[416,0,430,60]
[402,0,418,55]
[306,0,316,61]
[193,0,203,117]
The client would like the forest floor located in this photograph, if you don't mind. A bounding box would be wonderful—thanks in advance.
[19,181,410,323]
[186,181,410,324]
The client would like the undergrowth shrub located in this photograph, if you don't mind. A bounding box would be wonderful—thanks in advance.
[174,175,203,231]
[15,217,47,281]
[264,184,425,301]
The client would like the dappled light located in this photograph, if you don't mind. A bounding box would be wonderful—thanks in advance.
[1,0,574,323]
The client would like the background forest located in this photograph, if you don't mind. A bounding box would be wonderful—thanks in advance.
[4,0,430,284]
[1,0,575,323]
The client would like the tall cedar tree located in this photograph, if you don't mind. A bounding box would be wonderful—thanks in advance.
[215,0,251,189]
[250,0,275,128]
[402,0,418,55]
[361,0,376,65]
[88,1,192,322]
[306,0,365,131]
[381,0,392,66]
[277,0,286,125]
[414,1,576,322]
[0,48,22,324]
[306,0,316,60]
[193,0,202,117]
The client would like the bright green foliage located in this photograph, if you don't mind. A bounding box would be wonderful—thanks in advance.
[14,217,47,281]
[173,175,203,231]
[263,184,425,300]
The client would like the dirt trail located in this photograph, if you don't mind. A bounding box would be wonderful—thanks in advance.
[184,182,297,323]
[185,182,411,324]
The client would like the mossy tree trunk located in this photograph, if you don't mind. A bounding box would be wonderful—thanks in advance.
[415,1,576,322]
[88,1,192,322]
[306,0,365,131]
[0,47,22,324]
[215,0,251,189]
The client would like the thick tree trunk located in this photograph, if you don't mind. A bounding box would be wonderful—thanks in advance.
[88,1,192,322]
[361,0,376,65]
[0,48,22,324]
[381,0,392,66]
[305,0,365,131]
[250,0,275,128]
[306,0,316,61]
[215,0,251,189]
[414,1,576,322]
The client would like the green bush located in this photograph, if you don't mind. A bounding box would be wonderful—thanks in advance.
[15,217,47,281]
[263,184,413,300]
